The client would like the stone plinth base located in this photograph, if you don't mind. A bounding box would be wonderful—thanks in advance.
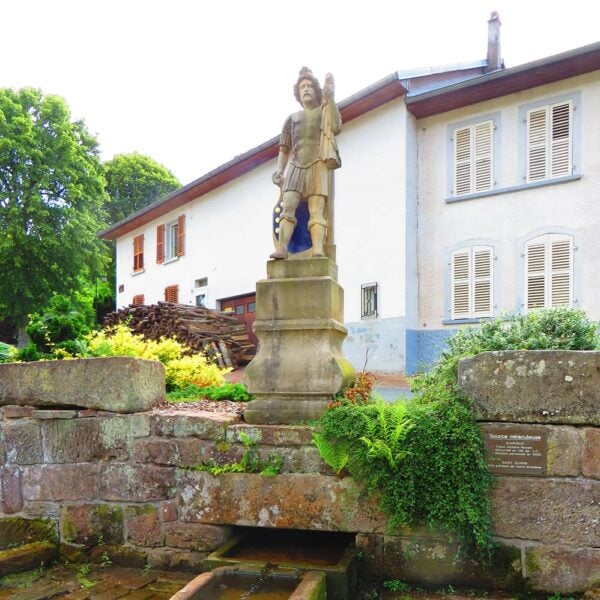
[244,257,355,424]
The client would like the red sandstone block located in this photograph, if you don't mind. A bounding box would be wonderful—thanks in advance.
[78,409,98,418]
[160,501,178,522]
[227,424,314,446]
[4,421,43,464]
[99,465,176,502]
[0,466,22,513]
[582,428,600,479]
[525,545,600,593]
[132,437,201,467]
[22,464,100,501]
[163,522,232,551]
[61,503,123,545]
[490,477,600,546]
[2,406,34,419]
[124,505,164,547]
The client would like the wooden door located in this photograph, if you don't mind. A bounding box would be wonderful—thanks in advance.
[220,293,257,349]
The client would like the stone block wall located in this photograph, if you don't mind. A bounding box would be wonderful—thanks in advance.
[459,351,600,593]
[0,351,598,593]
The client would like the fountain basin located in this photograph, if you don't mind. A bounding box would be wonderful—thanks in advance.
[204,529,356,600]
[170,566,326,599]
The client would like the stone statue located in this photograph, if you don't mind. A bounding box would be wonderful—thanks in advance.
[270,67,342,260]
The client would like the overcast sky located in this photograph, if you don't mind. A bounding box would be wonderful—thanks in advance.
[2,0,599,185]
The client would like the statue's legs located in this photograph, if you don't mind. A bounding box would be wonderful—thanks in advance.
[270,191,300,260]
[308,195,327,258]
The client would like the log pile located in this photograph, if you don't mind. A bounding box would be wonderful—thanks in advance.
[102,302,255,368]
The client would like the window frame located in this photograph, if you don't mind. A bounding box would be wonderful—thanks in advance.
[447,112,500,199]
[526,100,573,183]
[524,233,574,312]
[449,245,494,321]
[361,282,378,320]
[519,91,581,186]
[133,234,144,272]
[164,284,179,304]
[132,294,145,306]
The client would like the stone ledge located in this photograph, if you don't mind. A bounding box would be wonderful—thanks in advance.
[459,351,600,425]
[177,471,387,533]
[524,545,600,593]
[0,357,165,414]
[490,477,600,546]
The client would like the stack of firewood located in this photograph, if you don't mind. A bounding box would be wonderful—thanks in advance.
[102,302,255,368]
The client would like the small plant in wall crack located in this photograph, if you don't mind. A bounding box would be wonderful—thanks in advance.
[189,430,282,476]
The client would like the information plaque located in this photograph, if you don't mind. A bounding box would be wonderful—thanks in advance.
[483,426,547,476]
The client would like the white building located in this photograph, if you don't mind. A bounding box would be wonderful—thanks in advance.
[100,21,600,375]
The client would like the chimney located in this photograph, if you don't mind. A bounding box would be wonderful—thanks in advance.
[485,11,503,73]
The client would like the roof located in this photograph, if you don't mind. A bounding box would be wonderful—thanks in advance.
[100,42,600,241]
[99,72,411,240]
[406,41,600,118]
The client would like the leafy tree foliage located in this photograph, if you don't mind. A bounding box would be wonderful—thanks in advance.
[103,152,180,224]
[0,88,109,328]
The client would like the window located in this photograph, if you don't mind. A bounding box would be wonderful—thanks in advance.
[195,294,206,307]
[525,234,573,311]
[194,277,208,288]
[165,284,179,304]
[451,246,493,320]
[132,294,145,306]
[157,215,185,263]
[453,121,493,196]
[526,101,572,182]
[133,235,144,272]
[361,283,378,319]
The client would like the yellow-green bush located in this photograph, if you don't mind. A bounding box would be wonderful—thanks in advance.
[86,324,228,389]
[164,354,226,389]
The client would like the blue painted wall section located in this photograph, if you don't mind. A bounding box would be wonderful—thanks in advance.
[406,329,456,375]
[343,317,406,373]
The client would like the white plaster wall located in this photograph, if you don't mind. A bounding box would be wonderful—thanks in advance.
[417,72,600,330]
[116,161,276,309]
[336,101,407,322]
[117,99,409,327]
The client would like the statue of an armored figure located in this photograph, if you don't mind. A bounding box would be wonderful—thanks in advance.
[270,67,341,259]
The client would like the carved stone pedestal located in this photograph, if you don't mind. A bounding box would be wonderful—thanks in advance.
[244,257,355,424]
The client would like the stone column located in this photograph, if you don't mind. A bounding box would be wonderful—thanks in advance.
[244,257,355,424]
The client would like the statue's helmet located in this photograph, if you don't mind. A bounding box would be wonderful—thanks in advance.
[293,67,322,106]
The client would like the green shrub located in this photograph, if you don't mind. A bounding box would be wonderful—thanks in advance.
[0,342,17,363]
[315,308,599,554]
[167,383,252,403]
[26,295,90,353]
[86,323,229,390]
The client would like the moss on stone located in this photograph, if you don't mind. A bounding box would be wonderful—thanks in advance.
[0,542,58,576]
[59,542,90,564]
[0,517,58,549]
[91,544,147,568]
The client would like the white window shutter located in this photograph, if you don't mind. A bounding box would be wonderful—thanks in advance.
[474,122,493,193]
[526,242,547,310]
[550,237,572,307]
[550,102,572,178]
[451,250,471,319]
[451,246,494,319]
[527,108,548,182]
[454,127,472,196]
[473,247,493,317]
[525,234,573,311]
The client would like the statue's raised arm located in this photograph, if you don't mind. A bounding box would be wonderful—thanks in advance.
[270,67,342,260]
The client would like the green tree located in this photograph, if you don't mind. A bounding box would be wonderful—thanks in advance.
[0,88,109,338]
[103,152,180,224]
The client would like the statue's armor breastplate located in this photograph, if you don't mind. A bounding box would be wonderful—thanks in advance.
[290,108,321,168]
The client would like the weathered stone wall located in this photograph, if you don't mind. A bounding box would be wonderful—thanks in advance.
[0,352,598,593]
[459,351,600,593]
